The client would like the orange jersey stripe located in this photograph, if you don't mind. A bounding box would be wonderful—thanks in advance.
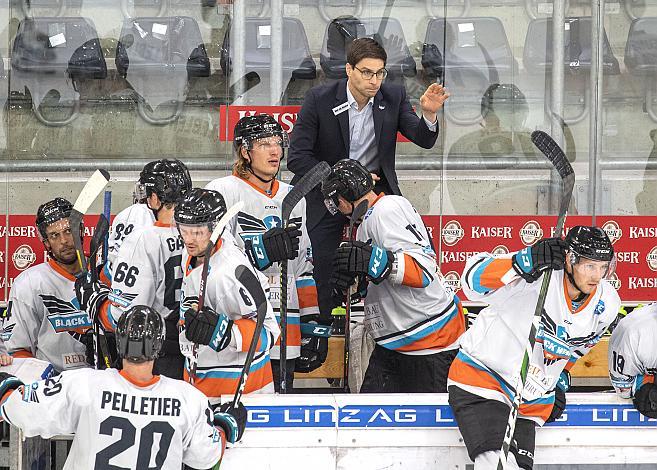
[519,402,553,422]
[11,349,33,359]
[274,323,301,348]
[395,306,465,352]
[297,285,318,310]
[401,254,428,288]
[448,355,514,400]
[185,361,273,397]
[479,258,513,290]
[234,319,263,352]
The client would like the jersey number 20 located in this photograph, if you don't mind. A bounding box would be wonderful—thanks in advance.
[95,416,174,469]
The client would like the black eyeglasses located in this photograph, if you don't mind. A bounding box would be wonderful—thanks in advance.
[354,66,388,80]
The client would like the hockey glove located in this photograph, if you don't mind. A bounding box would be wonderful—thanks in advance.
[184,306,233,352]
[546,370,570,423]
[512,237,566,283]
[295,315,332,373]
[633,382,657,419]
[334,241,393,284]
[0,372,24,399]
[330,270,368,305]
[214,402,247,443]
[246,224,301,271]
[75,275,111,323]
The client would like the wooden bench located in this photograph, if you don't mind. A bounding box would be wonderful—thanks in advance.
[295,337,611,380]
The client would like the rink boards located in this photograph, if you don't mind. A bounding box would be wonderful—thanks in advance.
[221,393,657,469]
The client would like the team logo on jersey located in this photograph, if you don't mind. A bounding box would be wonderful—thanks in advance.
[492,245,509,255]
[12,245,36,271]
[109,290,137,308]
[21,382,39,403]
[606,272,621,290]
[646,246,657,272]
[442,271,461,292]
[593,299,606,316]
[539,313,571,363]
[41,295,92,333]
[441,221,464,247]
[520,221,543,246]
[602,221,622,245]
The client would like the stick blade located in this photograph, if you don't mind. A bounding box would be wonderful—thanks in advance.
[73,169,111,214]
[351,199,369,224]
[282,161,332,222]
[531,131,573,180]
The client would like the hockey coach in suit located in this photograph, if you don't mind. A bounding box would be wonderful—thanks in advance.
[287,37,449,366]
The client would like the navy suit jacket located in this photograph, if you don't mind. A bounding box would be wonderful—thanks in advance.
[287,78,439,231]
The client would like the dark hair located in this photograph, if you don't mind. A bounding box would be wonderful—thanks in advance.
[346,37,387,68]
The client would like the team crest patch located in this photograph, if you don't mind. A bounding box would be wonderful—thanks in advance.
[21,382,39,403]
[593,300,606,316]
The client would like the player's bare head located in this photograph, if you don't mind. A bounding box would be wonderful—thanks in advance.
[233,115,289,183]
[565,226,615,295]
[117,305,165,364]
[322,159,373,216]
[137,159,192,214]
[345,38,387,100]
[175,188,227,256]
[36,197,78,265]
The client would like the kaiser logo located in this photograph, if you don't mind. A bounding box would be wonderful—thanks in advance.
[602,220,622,245]
[646,246,657,272]
[12,245,36,271]
[606,272,621,290]
[520,221,543,246]
[443,271,461,292]
[492,245,509,255]
[441,221,464,247]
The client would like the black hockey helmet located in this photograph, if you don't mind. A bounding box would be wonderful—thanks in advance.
[137,159,192,204]
[174,188,227,228]
[116,305,165,363]
[481,83,528,120]
[233,114,289,152]
[565,226,614,262]
[321,159,373,214]
[36,197,73,240]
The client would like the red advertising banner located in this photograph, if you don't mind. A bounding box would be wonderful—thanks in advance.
[421,215,657,303]
[218,105,411,142]
[2,214,655,304]
[1,215,102,303]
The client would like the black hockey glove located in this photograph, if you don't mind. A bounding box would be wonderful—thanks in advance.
[214,402,247,443]
[334,241,393,284]
[184,306,233,352]
[0,372,24,398]
[512,237,566,283]
[75,275,111,323]
[633,382,657,419]
[546,385,567,423]
[330,270,368,305]
[295,315,332,373]
[246,224,301,271]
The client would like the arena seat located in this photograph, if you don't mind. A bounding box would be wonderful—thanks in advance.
[220,17,316,80]
[624,17,657,122]
[421,17,515,125]
[116,16,210,125]
[11,16,107,126]
[320,16,416,80]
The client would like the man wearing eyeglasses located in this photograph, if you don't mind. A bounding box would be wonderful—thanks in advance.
[2,198,92,373]
[288,38,449,366]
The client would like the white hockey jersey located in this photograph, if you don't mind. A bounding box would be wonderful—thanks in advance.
[101,222,184,331]
[179,238,280,402]
[0,368,225,470]
[2,260,92,372]
[107,203,155,270]
[205,175,319,360]
[608,303,657,398]
[450,252,620,424]
[355,195,465,355]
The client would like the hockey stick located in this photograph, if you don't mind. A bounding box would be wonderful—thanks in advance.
[189,200,245,384]
[69,169,111,273]
[228,72,261,103]
[497,130,575,469]
[88,215,112,369]
[343,199,370,393]
[278,161,331,393]
[230,264,268,408]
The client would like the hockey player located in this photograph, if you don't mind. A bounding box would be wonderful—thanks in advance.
[76,159,192,378]
[0,305,246,470]
[325,159,466,393]
[448,226,620,470]
[205,114,318,391]
[608,303,657,419]
[175,188,280,402]
[2,198,92,372]
[106,173,156,271]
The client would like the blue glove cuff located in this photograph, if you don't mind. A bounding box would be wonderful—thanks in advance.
[214,412,240,443]
[246,234,271,271]
[557,370,571,392]
[514,247,534,274]
[368,245,389,279]
[209,313,232,352]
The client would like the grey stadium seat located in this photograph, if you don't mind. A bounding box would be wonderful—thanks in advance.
[625,17,657,122]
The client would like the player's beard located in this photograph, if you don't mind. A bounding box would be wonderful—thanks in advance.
[52,245,78,266]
